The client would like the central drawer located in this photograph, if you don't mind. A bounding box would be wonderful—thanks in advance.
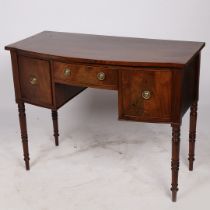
[53,61,118,90]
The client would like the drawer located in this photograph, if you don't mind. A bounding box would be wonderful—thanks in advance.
[119,69,172,122]
[18,56,52,106]
[53,61,118,90]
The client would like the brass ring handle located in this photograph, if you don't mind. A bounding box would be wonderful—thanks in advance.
[29,76,38,85]
[64,68,71,77]
[97,72,105,81]
[142,90,151,100]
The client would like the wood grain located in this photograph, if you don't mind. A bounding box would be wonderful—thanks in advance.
[119,68,172,122]
[53,61,118,90]
[5,31,205,201]
[18,55,52,106]
[5,31,205,68]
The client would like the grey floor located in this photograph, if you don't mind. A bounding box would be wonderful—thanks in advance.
[1,87,210,210]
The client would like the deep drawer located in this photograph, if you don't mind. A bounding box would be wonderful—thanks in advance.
[18,56,52,106]
[119,69,172,122]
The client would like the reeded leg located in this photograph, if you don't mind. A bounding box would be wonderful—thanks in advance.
[52,110,59,146]
[18,102,30,170]
[188,102,198,171]
[171,123,181,202]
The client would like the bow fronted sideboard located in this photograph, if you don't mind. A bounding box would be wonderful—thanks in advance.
[5,31,205,201]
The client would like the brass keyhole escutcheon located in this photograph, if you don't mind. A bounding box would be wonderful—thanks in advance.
[64,68,71,77]
[97,72,105,81]
[29,76,38,85]
[142,90,151,100]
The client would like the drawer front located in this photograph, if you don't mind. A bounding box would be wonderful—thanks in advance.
[53,61,118,90]
[18,56,52,106]
[119,69,172,122]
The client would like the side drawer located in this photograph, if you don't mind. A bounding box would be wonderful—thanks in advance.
[53,61,118,90]
[18,56,52,106]
[119,69,172,122]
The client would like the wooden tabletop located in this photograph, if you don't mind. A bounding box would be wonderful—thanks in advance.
[5,31,205,68]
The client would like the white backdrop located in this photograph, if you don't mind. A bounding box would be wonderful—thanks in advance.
[0,1,210,210]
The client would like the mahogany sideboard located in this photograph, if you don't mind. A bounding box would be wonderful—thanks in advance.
[5,31,205,201]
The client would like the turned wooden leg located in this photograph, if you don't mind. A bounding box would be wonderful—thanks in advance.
[188,102,198,171]
[52,110,59,146]
[171,123,181,202]
[18,102,30,170]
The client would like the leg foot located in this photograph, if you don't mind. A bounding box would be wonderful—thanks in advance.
[18,102,30,170]
[52,110,59,146]
[172,191,177,202]
[188,102,197,171]
[171,123,181,202]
